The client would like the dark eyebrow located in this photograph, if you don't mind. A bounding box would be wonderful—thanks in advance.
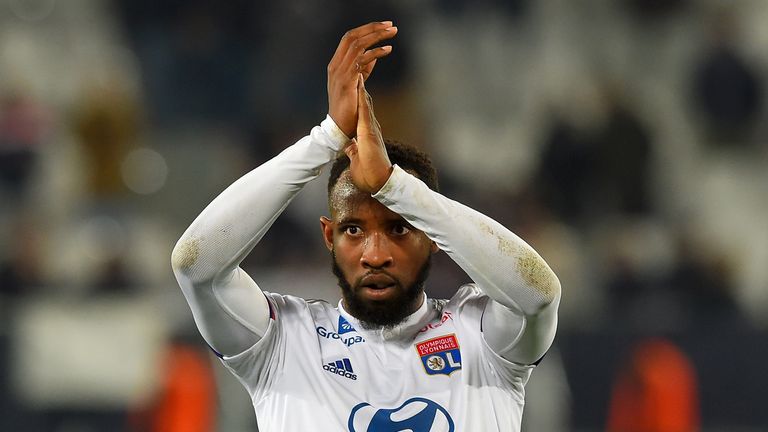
[336,216,410,226]
[336,217,364,226]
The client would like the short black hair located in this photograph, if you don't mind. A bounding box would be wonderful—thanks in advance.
[327,139,439,197]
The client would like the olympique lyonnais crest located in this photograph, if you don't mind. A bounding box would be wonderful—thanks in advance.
[416,334,462,376]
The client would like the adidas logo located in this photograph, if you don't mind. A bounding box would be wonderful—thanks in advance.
[323,358,357,380]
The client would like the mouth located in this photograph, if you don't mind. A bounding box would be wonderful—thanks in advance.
[358,274,398,298]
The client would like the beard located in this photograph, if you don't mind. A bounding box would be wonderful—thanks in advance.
[332,250,431,330]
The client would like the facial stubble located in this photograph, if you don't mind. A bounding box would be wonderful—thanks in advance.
[332,250,431,330]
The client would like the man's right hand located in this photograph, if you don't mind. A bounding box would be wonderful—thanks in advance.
[328,21,398,138]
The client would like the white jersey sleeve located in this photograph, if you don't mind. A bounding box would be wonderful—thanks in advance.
[171,116,349,357]
[216,292,308,406]
[372,165,561,364]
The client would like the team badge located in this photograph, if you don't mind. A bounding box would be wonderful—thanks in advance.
[415,334,462,376]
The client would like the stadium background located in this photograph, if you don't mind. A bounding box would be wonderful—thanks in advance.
[1,0,767,430]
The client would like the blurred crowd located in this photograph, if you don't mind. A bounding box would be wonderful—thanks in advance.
[1,0,767,431]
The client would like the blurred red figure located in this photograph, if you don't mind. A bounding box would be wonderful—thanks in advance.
[151,344,217,432]
[607,338,700,432]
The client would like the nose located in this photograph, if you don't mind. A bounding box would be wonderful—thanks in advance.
[360,232,393,269]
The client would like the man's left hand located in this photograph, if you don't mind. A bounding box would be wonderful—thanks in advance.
[328,22,397,138]
[344,74,392,194]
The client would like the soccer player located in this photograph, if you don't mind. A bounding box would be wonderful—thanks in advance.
[172,22,561,431]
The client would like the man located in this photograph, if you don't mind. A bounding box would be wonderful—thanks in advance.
[172,21,560,431]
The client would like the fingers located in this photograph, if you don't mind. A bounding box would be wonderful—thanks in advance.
[330,22,397,72]
[357,75,370,134]
[357,46,392,70]
[327,22,395,138]
[361,58,377,81]
[341,21,393,44]
[345,26,397,60]
[357,74,378,137]
[344,139,359,159]
[342,27,397,70]
[330,21,392,62]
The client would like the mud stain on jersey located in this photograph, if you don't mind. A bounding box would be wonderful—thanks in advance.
[172,237,200,270]
[516,248,558,302]
[479,221,494,237]
[478,218,559,302]
[497,235,516,256]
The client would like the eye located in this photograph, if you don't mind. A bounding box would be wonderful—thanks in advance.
[343,225,362,236]
[391,224,411,236]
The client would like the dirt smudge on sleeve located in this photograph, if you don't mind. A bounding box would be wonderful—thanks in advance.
[515,248,558,302]
[172,237,201,270]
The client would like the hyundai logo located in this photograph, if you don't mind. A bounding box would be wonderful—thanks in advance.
[348,397,454,431]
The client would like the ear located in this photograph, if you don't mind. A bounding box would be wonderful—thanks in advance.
[319,216,335,251]
[430,240,440,254]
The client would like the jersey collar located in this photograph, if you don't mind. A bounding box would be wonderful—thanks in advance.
[337,292,434,342]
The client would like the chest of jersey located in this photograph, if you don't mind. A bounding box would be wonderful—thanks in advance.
[280,311,464,430]
[247,293,528,431]
[312,311,462,393]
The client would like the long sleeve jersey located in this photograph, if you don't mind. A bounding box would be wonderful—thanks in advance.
[171,116,561,431]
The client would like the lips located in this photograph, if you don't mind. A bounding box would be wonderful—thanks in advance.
[359,273,397,290]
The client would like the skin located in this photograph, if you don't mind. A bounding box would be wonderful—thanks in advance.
[321,175,438,324]
[328,21,398,138]
[322,43,438,324]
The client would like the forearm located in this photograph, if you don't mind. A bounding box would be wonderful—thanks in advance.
[373,165,561,316]
[172,116,348,284]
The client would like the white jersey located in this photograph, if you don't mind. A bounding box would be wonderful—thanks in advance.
[223,286,533,431]
[172,116,561,432]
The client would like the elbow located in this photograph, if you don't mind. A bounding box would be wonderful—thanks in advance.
[171,236,206,281]
[539,272,561,307]
[487,269,561,317]
[516,250,561,308]
[521,274,560,317]
[532,267,561,313]
[516,271,560,317]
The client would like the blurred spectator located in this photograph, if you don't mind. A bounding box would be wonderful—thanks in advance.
[130,342,216,432]
[604,227,750,333]
[536,90,654,224]
[90,255,138,296]
[0,91,49,207]
[607,338,700,432]
[117,0,253,127]
[0,219,44,299]
[241,213,325,270]
[535,112,593,224]
[589,89,654,217]
[73,83,140,201]
[664,234,748,332]
[691,8,763,147]
[604,254,655,329]
[623,0,688,21]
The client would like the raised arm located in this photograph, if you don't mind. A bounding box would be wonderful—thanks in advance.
[171,118,347,356]
[171,22,397,357]
[352,77,561,365]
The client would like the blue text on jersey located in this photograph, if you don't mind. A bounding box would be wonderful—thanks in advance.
[316,326,365,347]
